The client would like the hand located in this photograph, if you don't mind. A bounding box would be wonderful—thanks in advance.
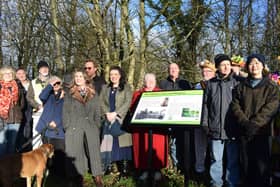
[49,121,57,128]
[106,112,117,122]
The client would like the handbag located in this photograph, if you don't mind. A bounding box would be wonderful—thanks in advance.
[109,120,125,137]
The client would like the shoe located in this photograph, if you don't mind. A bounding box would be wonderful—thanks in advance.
[139,171,148,180]
[154,171,162,181]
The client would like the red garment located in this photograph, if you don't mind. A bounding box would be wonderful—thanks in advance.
[0,80,19,119]
[131,87,168,169]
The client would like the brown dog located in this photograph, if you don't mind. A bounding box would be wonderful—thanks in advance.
[0,143,54,187]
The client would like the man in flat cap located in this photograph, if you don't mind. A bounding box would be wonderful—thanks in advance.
[26,60,50,149]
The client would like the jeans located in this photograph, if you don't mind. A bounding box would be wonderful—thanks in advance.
[210,139,240,187]
[0,123,20,157]
[210,140,224,187]
[226,140,240,187]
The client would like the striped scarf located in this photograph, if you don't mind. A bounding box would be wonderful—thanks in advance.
[0,80,19,119]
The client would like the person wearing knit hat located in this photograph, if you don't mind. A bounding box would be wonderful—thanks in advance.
[202,54,242,187]
[26,60,50,150]
[214,54,231,68]
[246,53,265,71]
[230,53,279,186]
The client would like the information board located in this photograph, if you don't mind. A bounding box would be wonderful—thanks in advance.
[130,90,203,126]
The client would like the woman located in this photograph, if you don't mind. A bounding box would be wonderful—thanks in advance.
[63,70,103,187]
[131,73,168,181]
[100,66,133,176]
[0,66,24,157]
[231,54,279,187]
[36,76,65,177]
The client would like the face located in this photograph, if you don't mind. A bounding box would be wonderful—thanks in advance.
[39,67,49,77]
[53,81,62,91]
[110,69,121,85]
[248,58,263,78]
[217,60,231,76]
[84,61,97,78]
[2,71,13,82]
[169,63,180,79]
[74,72,86,86]
[201,67,215,81]
[16,69,27,82]
[145,76,156,91]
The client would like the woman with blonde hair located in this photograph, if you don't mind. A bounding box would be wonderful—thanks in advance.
[0,66,25,157]
[63,70,103,187]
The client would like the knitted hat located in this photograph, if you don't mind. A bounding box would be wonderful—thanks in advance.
[199,60,216,72]
[246,54,265,69]
[37,60,49,70]
[214,54,231,68]
[231,55,245,67]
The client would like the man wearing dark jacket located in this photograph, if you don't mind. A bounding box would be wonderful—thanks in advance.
[202,54,241,187]
[159,63,192,172]
[231,54,279,187]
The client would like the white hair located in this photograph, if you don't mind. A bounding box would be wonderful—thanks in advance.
[144,73,156,86]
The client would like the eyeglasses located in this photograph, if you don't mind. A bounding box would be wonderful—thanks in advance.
[84,67,92,70]
[53,82,61,86]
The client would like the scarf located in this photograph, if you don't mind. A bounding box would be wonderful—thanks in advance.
[69,85,95,104]
[0,80,19,119]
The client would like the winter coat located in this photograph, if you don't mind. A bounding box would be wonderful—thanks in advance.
[36,84,64,139]
[99,84,133,147]
[63,89,102,177]
[202,72,241,140]
[230,76,279,138]
[159,76,192,90]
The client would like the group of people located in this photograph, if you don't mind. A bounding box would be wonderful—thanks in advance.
[0,53,279,187]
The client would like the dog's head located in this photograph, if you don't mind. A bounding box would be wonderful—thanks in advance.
[39,144,54,158]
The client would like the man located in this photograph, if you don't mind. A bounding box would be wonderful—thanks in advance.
[194,60,216,182]
[231,54,279,187]
[26,60,50,149]
[84,60,106,94]
[231,55,247,78]
[202,54,241,187]
[159,63,192,172]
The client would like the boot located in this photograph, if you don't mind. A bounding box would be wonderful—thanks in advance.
[121,160,129,177]
[93,175,104,187]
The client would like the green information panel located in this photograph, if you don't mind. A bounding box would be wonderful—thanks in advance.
[131,90,203,126]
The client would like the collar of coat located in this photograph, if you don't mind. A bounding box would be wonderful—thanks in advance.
[69,85,95,104]
[244,76,270,88]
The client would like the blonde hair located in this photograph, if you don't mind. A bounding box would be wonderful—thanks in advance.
[0,66,16,80]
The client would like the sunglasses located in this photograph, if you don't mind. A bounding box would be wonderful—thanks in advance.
[84,67,92,70]
[53,82,61,86]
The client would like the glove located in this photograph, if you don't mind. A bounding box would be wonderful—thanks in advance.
[242,121,259,139]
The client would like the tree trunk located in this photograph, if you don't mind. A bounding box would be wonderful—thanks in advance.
[51,0,64,75]
[137,0,146,89]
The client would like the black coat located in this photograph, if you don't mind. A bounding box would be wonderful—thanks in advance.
[202,72,240,140]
